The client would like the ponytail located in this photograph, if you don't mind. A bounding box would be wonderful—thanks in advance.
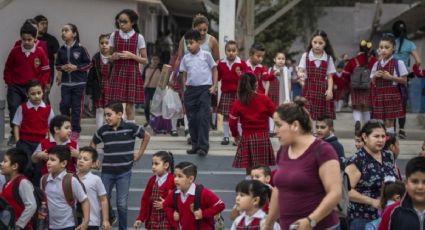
[235,180,271,208]
[153,151,174,173]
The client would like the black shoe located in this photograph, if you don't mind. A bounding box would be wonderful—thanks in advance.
[232,142,237,146]
[186,149,197,155]
[143,122,149,128]
[171,130,178,136]
[399,130,406,139]
[221,137,230,145]
[109,215,117,226]
[7,135,16,146]
[355,121,361,132]
[197,149,208,157]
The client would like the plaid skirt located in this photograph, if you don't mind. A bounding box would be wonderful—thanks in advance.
[232,131,275,168]
[268,81,280,106]
[105,62,144,104]
[147,183,172,229]
[218,91,237,120]
[351,89,370,107]
[371,86,405,120]
[302,89,336,120]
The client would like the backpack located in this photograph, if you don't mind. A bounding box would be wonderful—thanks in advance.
[351,58,371,90]
[41,173,86,225]
[173,184,225,230]
[393,59,408,105]
[314,141,351,218]
[0,197,15,229]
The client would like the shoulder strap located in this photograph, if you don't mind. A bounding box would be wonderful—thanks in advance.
[393,59,400,77]
[41,174,48,191]
[173,188,178,212]
[194,184,204,230]
[62,173,74,207]
[11,175,26,207]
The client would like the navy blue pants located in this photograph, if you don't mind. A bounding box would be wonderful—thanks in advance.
[144,87,156,122]
[60,85,85,133]
[184,85,211,152]
[16,140,41,186]
[7,85,27,134]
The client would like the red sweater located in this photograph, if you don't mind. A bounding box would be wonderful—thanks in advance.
[343,53,377,83]
[163,184,225,230]
[137,173,175,226]
[246,61,274,94]
[14,39,49,58]
[229,93,276,137]
[3,45,50,87]
[217,58,248,92]
[39,138,78,175]
[19,102,51,143]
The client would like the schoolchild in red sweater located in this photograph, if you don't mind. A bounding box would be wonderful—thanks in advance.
[14,18,49,58]
[332,61,349,112]
[229,73,276,175]
[163,162,225,230]
[246,43,274,95]
[134,151,175,229]
[217,40,247,145]
[4,21,50,146]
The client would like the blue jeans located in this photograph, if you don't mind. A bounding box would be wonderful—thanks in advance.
[350,218,370,230]
[101,170,132,230]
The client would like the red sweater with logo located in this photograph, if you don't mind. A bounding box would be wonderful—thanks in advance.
[217,59,248,92]
[19,102,51,143]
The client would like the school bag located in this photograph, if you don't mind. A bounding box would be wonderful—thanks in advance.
[0,197,15,229]
[351,58,371,90]
[41,173,87,225]
[173,184,225,230]
[393,59,408,105]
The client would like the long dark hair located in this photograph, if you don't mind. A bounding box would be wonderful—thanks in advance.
[392,20,407,53]
[65,23,80,43]
[115,9,140,33]
[235,180,271,208]
[237,73,257,105]
[306,30,335,61]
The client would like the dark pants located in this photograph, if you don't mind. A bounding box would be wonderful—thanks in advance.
[60,85,85,133]
[144,87,156,122]
[7,85,27,135]
[50,227,75,230]
[16,139,41,186]
[87,226,100,230]
[184,85,211,152]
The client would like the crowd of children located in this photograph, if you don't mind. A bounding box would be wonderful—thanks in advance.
[1,10,425,230]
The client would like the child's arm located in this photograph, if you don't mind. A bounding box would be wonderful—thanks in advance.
[67,47,92,73]
[3,49,15,85]
[16,179,37,229]
[264,81,270,96]
[39,50,50,88]
[32,144,48,163]
[229,103,240,144]
[119,48,148,65]
[325,74,333,101]
[72,178,90,230]
[182,71,188,91]
[99,195,111,230]
[76,198,90,230]
[195,188,225,220]
[209,66,218,94]
[90,128,104,149]
[134,127,151,162]
[13,126,20,142]
[12,105,23,142]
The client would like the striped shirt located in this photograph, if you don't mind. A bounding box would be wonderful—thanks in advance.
[92,121,145,174]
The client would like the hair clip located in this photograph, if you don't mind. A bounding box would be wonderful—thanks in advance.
[367,42,372,49]
[384,176,396,183]
[360,40,367,46]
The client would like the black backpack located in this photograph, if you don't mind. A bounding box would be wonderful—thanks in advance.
[351,58,371,90]
[0,197,15,229]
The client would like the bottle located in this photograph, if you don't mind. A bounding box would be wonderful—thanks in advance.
[37,201,48,230]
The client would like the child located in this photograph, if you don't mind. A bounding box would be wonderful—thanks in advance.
[384,134,402,180]
[91,101,150,230]
[229,73,276,175]
[4,21,50,146]
[106,9,148,123]
[56,23,91,140]
[32,115,78,178]
[370,36,408,134]
[246,43,273,95]
[217,40,247,145]
[42,145,90,230]
[12,80,54,182]
[142,54,162,127]
[87,34,111,129]
[343,40,377,132]
[419,140,425,157]
[180,29,217,156]
[0,148,37,230]
[316,116,346,170]
[163,161,225,230]
[297,30,336,120]
[354,130,364,150]
[231,180,280,230]
[266,52,291,135]
[134,151,175,229]
[77,146,110,230]
[332,61,348,112]
[378,157,425,230]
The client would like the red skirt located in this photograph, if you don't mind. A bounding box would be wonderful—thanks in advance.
[106,62,144,104]
[371,86,405,119]
[268,80,279,106]
[302,88,335,120]
[218,91,237,120]
[350,89,370,107]
[232,131,275,168]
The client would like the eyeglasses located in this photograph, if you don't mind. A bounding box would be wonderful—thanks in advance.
[118,20,129,25]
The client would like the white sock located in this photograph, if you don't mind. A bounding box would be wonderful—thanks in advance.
[386,127,395,134]
[212,113,217,126]
[184,115,189,130]
[238,122,242,134]
[171,118,177,131]
[362,111,371,124]
[337,100,344,112]
[269,118,274,133]
[223,121,229,138]
[95,108,104,129]
[353,110,362,123]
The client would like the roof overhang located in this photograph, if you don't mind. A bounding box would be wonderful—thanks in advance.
[135,0,169,15]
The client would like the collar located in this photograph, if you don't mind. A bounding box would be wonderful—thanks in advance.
[379,56,394,67]
[48,135,71,145]
[79,171,92,180]
[47,170,67,182]
[220,56,241,64]
[119,29,135,38]
[189,48,202,56]
[21,44,36,54]
[66,41,76,48]
[107,119,126,130]
[155,173,169,184]
[100,53,109,64]
[26,100,46,109]
[175,183,196,196]
[241,209,266,221]
[246,60,262,70]
[308,50,328,61]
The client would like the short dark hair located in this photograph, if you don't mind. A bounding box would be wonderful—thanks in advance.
[153,151,174,172]
[99,34,110,42]
[317,116,334,128]
[47,145,70,163]
[79,146,98,162]
[20,21,37,38]
[249,43,265,55]
[406,157,425,178]
[25,79,42,93]
[105,101,124,114]
[34,15,48,23]
[225,40,238,50]
[49,115,71,136]
[5,148,28,174]
[175,161,197,179]
[251,165,271,177]
[184,29,201,42]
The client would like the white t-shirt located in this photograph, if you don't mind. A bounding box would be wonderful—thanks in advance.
[80,172,107,226]
[109,29,146,50]
[180,49,217,86]
[298,50,336,78]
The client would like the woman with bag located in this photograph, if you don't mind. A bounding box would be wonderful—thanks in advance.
[142,54,162,127]
[262,98,342,230]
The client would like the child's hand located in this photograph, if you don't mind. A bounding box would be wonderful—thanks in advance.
[67,64,77,72]
[325,89,333,101]
[92,160,101,170]
[234,136,241,146]
[102,220,111,230]
[76,221,89,230]
[209,85,217,95]
[370,198,381,210]
[133,220,142,229]
[133,152,144,162]
[274,69,280,76]
[39,150,49,161]
[70,147,79,158]
[382,71,393,80]
[56,73,62,85]
[193,209,203,220]
[111,52,120,61]
[375,70,384,78]
[153,197,164,210]
[119,51,135,60]
[173,211,180,221]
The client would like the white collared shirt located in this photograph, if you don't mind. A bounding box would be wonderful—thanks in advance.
[109,29,146,50]
[12,101,54,126]
[45,170,87,229]
[370,56,408,84]
[100,53,109,65]
[155,173,169,187]
[79,171,107,226]
[180,49,216,86]
[175,183,196,203]
[21,45,36,58]
[298,50,336,78]
[231,209,280,230]
[246,59,263,71]
[221,56,241,70]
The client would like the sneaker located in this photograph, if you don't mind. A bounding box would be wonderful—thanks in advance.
[70,132,80,141]
[197,149,208,157]
[221,137,230,145]
[399,130,406,139]
[186,149,197,155]
[171,130,178,137]
[7,135,16,146]
[355,121,361,133]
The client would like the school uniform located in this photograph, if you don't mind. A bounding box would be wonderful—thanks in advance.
[80,171,107,228]
[343,53,377,107]
[332,71,349,100]
[298,50,336,120]
[231,209,280,230]
[87,52,111,108]
[38,33,60,89]
[217,57,247,120]
[137,173,175,229]
[163,183,225,230]
[229,93,276,168]
[268,66,291,106]
[370,57,408,120]
[105,30,145,104]
[56,41,91,133]
[246,60,273,95]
